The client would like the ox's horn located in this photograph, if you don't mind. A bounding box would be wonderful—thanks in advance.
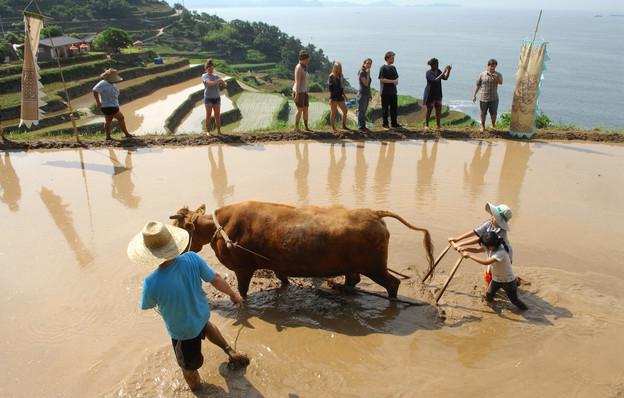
[169,214,184,220]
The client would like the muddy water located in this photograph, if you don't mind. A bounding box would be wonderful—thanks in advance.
[1,140,624,398]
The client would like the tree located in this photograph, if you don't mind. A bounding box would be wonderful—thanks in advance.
[93,27,132,53]
[41,25,63,39]
[0,37,14,62]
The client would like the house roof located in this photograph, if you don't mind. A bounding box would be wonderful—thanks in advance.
[39,36,83,48]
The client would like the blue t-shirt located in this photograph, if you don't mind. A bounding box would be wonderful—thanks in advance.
[141,252,217,340]
[92,80,120,107]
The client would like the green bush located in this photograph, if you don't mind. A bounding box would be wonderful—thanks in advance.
[308,82,323,93]
[496,111,551,129]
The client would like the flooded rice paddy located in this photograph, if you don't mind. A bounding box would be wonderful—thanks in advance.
[1,139,623,398]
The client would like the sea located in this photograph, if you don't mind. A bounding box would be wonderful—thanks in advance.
[193,6,624,129]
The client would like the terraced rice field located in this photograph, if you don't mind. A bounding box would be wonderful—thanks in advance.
[177,95,235,133]
[287,100,330,128]
[233,92,284,132]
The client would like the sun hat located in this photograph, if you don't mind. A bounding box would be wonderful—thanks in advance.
[127,221,189,267]
[100,68,123,83]
[485,202,512,231]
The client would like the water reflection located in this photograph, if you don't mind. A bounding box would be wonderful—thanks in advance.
[497,142,533,216]
[415,140,438,204]
[463,141,492,203]
[0,152,21,211]
[373,142,395,205]
[354,143,368,206]
[326,143,346,203]
[108,149,140,208]
[40,186,94,267]
[293,143,309,204]
[209,146,234,207]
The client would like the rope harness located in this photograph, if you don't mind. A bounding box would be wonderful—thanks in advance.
[210,209,272,262]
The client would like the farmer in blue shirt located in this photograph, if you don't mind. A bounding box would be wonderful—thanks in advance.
[128,221,249,391]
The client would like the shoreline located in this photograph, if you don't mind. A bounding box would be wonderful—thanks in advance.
[1,127,622,151]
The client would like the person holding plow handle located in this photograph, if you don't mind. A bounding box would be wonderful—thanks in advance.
[448,202,513,283]
[457,231,528,311]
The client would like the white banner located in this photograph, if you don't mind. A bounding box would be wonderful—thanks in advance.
[510,41,547,137]
[20,13,46,128]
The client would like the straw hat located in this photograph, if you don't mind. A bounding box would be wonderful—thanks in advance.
[100,68,123,83]
[127,221,189,267]
[485,202,512,231]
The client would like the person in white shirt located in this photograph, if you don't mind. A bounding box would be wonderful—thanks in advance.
[459,231,528,310]
[92,68,133,140]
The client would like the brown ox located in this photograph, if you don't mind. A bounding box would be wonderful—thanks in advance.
[170,201,433,298]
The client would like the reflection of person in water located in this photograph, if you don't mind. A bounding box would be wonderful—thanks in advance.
[109,149,140,208]
[294,142,309,203]
[464,141,492,200]
[354,143,368,205]
[497,141,533,216]
[327,143,347,202]
[0,153,21,212]
[40,186,94,267]
[208,146,234,207]
[415,140,438,204]
[373,142,395,204]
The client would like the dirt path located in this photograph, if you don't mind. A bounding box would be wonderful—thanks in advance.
[1,127,622,151]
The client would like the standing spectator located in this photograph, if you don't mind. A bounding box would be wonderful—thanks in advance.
[203,59,226,135]
[328,62,348,132]
[473,59,503,132]
[293,50,311,132]
[357,58,373,132]
[378,51,400,129]
[93,68,133,140]
[423,58,451,130]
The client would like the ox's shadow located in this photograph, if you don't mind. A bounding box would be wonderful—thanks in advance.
[212,283,443,337]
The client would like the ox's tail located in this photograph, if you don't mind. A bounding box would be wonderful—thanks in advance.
[376,210,434,268]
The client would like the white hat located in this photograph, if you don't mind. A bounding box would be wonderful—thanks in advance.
[127,221,189,267]
[100,68,123,83]
[485,202,512,231]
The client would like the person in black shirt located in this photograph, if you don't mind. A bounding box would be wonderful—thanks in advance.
[378,51,400,128]
[328,62,348,132]
[423,58,451,130]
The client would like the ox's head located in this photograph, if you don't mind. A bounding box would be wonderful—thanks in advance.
[169,204,216,253]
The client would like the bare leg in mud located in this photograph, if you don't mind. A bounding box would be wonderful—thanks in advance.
[182,369,202,390]
[205,104,214,135]
[202,322,250,369]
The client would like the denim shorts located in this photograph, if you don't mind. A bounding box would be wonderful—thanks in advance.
[204,97,221,105]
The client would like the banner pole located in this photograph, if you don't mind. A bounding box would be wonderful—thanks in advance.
[532,10,543,42]
[46,31,80,143]
[31,1,80,143]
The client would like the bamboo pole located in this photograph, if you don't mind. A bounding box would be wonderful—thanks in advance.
[532,10,543,42]
[46,35,79,143]
[422,243,451,282]
[30,3,80,142]
[434,256,463,304]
